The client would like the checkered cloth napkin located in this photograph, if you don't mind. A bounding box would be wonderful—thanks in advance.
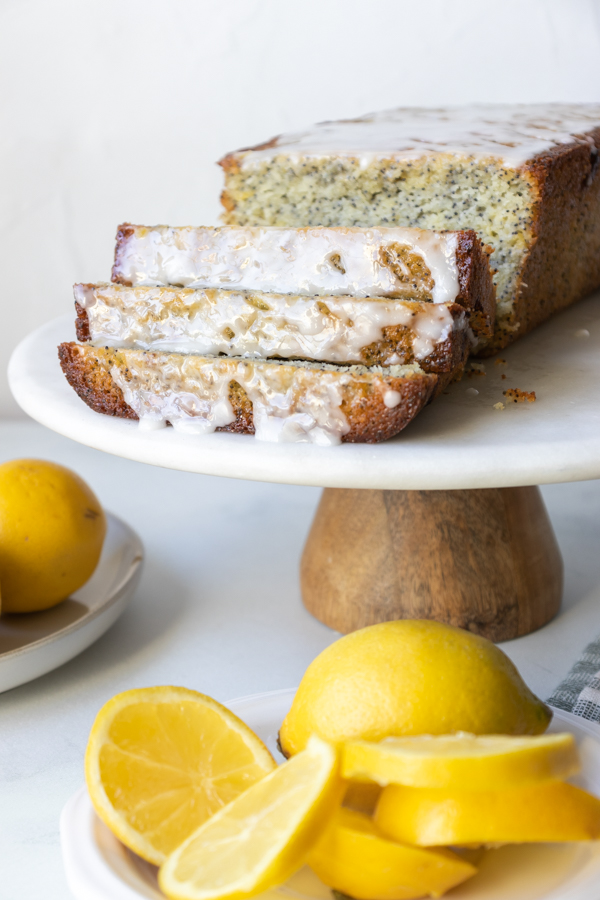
[548,634,600,723]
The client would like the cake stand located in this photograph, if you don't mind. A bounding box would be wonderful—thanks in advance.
[9,292,600,642]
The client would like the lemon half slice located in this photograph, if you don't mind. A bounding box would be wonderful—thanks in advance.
[309,807,476,900]
[375,780,600,846]
[342,732,580,790]
[159,735,341,900]
[85,686,276,864]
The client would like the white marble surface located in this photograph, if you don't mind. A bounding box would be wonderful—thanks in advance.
[8,294,600,490]
[1,420,600,899]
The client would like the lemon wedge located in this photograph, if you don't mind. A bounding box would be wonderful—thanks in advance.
[375,780,600,846]
[308,807,476,900]
[159,735,341,900]
[85,686,276,864]
[342,732,580,790]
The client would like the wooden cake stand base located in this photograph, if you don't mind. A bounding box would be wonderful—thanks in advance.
[300,486,563,642]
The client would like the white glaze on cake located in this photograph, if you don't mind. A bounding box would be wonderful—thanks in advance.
[76,283,462,365]
[108,352,418,445]
[112,225,459,304]
[235,104,600,170]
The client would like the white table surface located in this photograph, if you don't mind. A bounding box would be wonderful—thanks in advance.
[1,420,600,900]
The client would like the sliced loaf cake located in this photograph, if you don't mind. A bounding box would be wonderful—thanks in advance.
[219,104,600,352]
[74,283,470,375]
[58,342,437,445]
[110,224,495,336]
[61,223,495,444]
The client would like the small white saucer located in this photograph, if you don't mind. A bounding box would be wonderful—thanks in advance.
[0,512,143,692]
[61,689,600,900]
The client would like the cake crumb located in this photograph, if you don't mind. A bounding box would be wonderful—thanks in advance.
[466,388,479,396]
[493,402,505,410]
[503,388,536,403]
[467,362,486,378]
[494,358,507,365]
[501,373,507,379]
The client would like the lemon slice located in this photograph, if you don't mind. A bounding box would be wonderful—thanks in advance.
[342,732,580,790]
[375,780,600,846]
[159,735,340,900]
[85,686,276,864]
[308,806,476,900]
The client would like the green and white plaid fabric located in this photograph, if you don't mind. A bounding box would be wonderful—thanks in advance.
[548,635,600,723]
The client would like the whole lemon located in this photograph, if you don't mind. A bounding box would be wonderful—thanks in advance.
[0,459,106,613]
[279,620,551,756]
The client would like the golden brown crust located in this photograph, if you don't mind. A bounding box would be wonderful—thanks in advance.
[340,374,434,442]
[111,224,135,285]
[454,231,496,337]
[220,190,236,214]
[218,136,281,174]
[58,343,436,444]
[58,342,138,419]
[477,129,600,354]
[75,302,90,342]
[522,135,600,323]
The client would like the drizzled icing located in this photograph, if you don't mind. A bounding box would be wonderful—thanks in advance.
[76,284,462,365]
[73,284,96,308]
[232,104,600,170]
[108,352,415,446]
[112,225,459,305]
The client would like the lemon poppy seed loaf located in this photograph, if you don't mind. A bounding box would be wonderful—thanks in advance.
[219,104,600,353]
[61,222,497,443]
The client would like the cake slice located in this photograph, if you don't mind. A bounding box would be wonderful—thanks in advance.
[74,283,470,375]
[58,342,437,445]
[218,103,600,352]
[111,224,495,336]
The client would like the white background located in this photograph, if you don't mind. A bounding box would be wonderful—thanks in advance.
[2,0,600,417]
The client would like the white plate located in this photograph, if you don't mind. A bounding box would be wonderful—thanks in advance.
[0,512,143,692]
[8,295,600,491]
[61,688,600,900]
